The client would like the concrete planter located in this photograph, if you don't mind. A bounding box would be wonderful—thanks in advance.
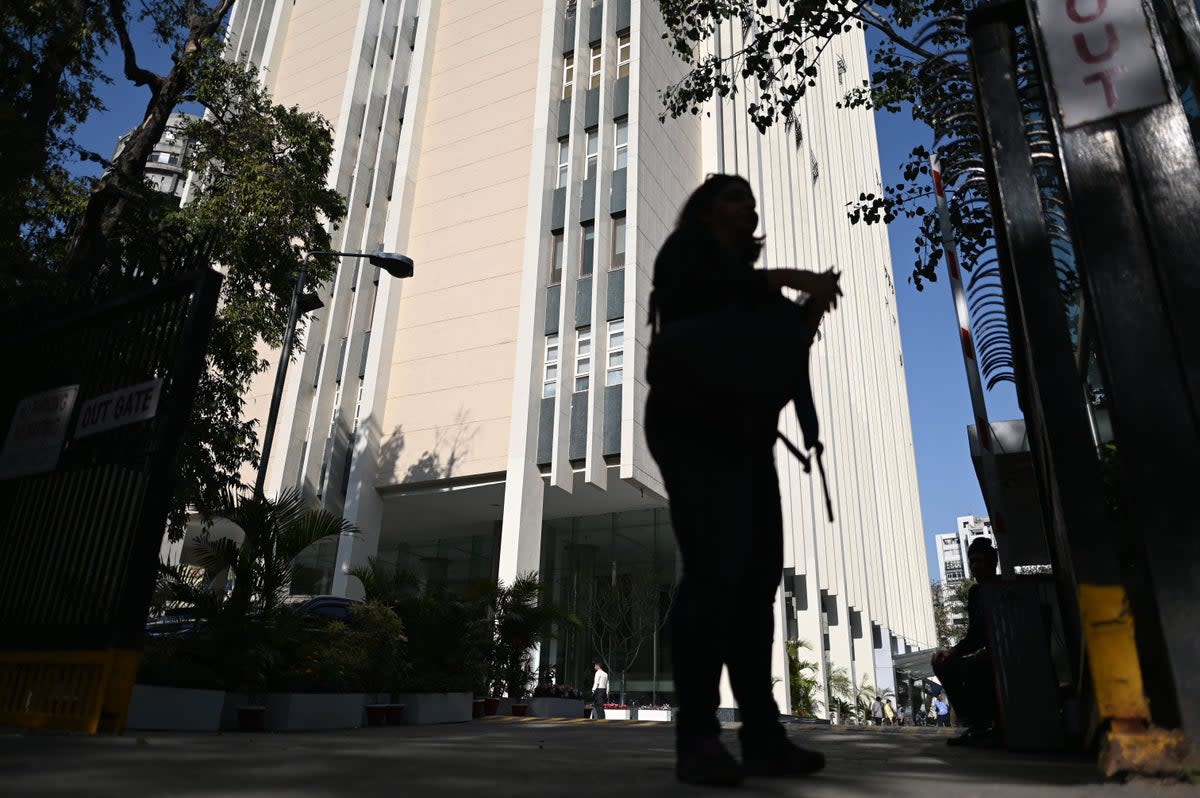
[265,693,367,731]
[604,708,630,720]
[125,684,224,731]
[528,697,585,718]
[637,709,672,722]
[391,692,472,725]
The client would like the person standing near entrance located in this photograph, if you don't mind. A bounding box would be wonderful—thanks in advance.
[591,661,609,720]
[646,174,843,787]
[934,695,951,727]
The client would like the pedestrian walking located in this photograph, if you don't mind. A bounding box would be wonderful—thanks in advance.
[645,174,842,787]
[871,697,884,726]
[591,661,609,720]
[883,699,896,726]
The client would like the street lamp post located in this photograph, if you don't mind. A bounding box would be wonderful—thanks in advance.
[254,249,414,497]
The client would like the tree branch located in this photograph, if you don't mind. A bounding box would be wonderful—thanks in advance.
[851,3,936,61]
[107,0,164,93]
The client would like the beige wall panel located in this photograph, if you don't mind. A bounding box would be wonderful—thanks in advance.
[392,343,517,396]
[391,307,519,361]
[400,235,526,297]
[410,177,532,237]
[384,379,515,441]
[435,1,540,49]
[382,0,542,487]
[393,271,521,330]
[271,0,359,124]
[417,112,543,178]
[422,91,539,155]
[378,415,511,485]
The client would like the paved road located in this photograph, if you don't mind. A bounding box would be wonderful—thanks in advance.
[2,718,1194,796]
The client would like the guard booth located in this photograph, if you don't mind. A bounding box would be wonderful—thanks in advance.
[960,0,1200,776]
[0,268,220,733]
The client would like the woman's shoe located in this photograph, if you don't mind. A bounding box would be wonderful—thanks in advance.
[741,737,826,778]
[676,737,744,787]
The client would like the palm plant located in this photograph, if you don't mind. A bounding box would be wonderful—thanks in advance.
[785,640,821,717]
[348,556,421,608]
[478,572,581,701]
[822,664,855,722]
[154,487,356,692]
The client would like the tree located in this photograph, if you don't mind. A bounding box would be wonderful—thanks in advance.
[930,578,954,648]
[1,6,347,538]
[656,0,991,290]
[583,567,673,704]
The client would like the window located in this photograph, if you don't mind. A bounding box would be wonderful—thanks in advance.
[575,326,592,392]
[549,232,564,285]
[543,334,560,398]
[589,44,602,89]
[152,151,173,164]
[610,217,626,269]
[562,53,575,100]
[585,130,598,178]
[557,139,570,187]
[836,55,847,84]
[606,319,624,386]
[613,120,628,169]
[579,222,595,276]
[617,32,630,78]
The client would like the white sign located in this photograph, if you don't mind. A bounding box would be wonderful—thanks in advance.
[1036,0,1169,127]
[75,379,163,439]
[0,385,79,479]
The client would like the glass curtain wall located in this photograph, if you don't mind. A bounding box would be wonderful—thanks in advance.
[539,509,678,706]
[376,527,500,594]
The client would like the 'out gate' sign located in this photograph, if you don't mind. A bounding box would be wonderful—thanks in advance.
[1035,0,1169,127]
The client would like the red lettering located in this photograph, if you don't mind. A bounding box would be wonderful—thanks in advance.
[1074,24,1119,64]
[1066,0,1106,24]
[1084,65,1127,108]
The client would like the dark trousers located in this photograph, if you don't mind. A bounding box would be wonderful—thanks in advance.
[647,388,785,754]
[592,689,607,719]
[932,652,996,730]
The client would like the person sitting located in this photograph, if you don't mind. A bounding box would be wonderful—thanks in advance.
[930,538,1001,746]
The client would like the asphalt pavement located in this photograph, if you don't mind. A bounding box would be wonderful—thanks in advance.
[2,718,1195,797]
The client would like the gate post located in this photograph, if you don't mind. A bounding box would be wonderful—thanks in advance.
[1023,0,1200,769]
[965,7,1181,776]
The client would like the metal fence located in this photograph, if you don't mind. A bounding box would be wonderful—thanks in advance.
[0,268,220,732]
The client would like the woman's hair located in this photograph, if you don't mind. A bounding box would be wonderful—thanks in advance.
[676,173,764,263]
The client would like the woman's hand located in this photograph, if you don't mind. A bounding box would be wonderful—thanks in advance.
[768,269,842,311]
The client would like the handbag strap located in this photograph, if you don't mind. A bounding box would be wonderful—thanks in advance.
[776,433,835,523]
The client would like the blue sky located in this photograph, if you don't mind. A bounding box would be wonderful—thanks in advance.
[68,22,1019,580]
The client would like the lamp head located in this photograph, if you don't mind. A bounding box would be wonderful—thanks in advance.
[369,251,415,279]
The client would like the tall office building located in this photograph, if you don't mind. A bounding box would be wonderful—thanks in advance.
[223,0,934,715]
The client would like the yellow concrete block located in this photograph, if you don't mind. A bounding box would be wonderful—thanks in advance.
[1078,584,1150,722]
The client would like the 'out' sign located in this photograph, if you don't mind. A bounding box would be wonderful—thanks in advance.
[1036,0,1169,128]
[75,378,163,439]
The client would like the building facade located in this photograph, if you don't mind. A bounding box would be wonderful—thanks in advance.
[934,515,996,628]
[114,112,197,200]
[224,0,935,715]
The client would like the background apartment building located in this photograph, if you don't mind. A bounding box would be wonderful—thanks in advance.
[222,0,934,715]
[114,112,197,201]
[934,515,996,628]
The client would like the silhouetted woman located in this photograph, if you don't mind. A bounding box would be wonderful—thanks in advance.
[646,174,841,787]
